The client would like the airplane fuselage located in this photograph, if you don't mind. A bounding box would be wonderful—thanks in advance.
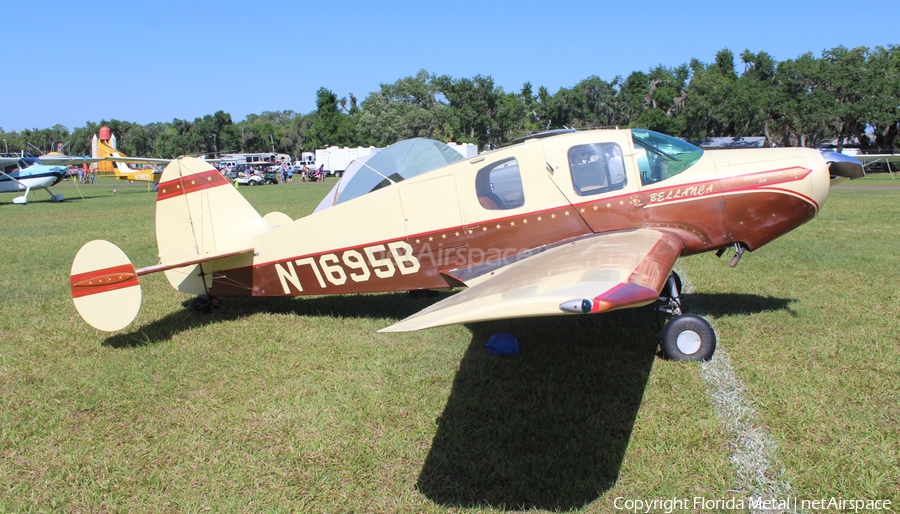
[154,130,830,300]
[0,161,67,193]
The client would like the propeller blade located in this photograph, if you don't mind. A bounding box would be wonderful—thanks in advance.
[820,151,865,180]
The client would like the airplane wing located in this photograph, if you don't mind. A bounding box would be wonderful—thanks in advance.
[36,156,105,165]
[105,156,172,164]
[379,228,683,332]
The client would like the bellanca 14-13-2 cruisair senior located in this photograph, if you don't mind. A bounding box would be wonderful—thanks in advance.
[69,129,863,360]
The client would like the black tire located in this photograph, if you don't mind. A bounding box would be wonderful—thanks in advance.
[249,181,257,186]
[335,171,343,178]
[671,270,683,297]
[190,297,211,314]
[660,314,716,361]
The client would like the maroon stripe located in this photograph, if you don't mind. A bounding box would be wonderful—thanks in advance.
[591,283,659,313]
[157,170,229,201]
[71,264,139,298]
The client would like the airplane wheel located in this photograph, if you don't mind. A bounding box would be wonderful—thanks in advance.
[660,314,716,361]
[190,297,212,314]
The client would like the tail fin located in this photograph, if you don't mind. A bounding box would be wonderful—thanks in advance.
[109,152,157,182]
[155,157,268,293]
[114,159,133,178]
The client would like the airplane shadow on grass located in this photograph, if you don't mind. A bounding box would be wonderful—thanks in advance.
[415,293,795,510]
[417,311,656,511]
[102,290,794,508]
[101,290,459,348]
[102,289,796,350]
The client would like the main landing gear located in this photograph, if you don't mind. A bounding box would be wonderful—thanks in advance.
[656,271,717,361]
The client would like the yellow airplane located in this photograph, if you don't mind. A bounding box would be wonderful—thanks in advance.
[106,153,163,183]
[70,129,863,361]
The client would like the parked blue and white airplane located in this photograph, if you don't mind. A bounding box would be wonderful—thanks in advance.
[0,153,97,204]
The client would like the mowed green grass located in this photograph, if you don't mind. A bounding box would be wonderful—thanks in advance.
[0,178,896,511]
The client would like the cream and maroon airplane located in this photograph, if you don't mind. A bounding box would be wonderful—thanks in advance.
[70,129,863,360]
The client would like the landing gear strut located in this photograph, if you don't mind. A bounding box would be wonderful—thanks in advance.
[189,263,220,314]
[656,271,717,361]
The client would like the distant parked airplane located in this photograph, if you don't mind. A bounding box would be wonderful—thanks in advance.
[0,153,98,204]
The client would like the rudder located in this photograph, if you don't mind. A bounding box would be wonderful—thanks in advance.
[154,157,268,293]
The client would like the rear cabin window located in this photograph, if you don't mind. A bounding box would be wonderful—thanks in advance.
[476,157,525,210]
[567,143,626,196]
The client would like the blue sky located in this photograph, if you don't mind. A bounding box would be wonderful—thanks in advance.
[5,0,899,132]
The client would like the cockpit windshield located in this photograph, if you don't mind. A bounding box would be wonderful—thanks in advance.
[631,129,704,185]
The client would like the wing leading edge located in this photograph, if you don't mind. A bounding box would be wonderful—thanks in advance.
[379,228,683,332]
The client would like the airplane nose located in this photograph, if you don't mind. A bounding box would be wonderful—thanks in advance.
[805,150,832,212]
[809,150,865,211]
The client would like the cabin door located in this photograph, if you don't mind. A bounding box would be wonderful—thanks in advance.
[542,132,646,233]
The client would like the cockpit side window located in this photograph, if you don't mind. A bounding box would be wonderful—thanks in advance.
[567,143,626,196]
[476,157,525,210]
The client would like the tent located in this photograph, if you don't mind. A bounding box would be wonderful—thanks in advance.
[314,138,466,213]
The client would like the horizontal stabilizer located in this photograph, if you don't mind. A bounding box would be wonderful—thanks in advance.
[135,247,255,276]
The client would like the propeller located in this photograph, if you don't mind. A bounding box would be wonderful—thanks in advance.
[820,151,865,180]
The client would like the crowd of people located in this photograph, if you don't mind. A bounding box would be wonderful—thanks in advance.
[71,167,97,183]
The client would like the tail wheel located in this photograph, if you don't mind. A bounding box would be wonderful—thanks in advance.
[190,297,211,313]
[190,296,220,314]
[660,314,716,361]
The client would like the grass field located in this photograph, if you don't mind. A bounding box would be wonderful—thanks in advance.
[1,178,897,512]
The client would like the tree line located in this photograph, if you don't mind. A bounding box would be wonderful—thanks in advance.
[3,45,898,158]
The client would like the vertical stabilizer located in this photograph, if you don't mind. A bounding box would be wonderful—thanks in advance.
[155,157,267,292]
